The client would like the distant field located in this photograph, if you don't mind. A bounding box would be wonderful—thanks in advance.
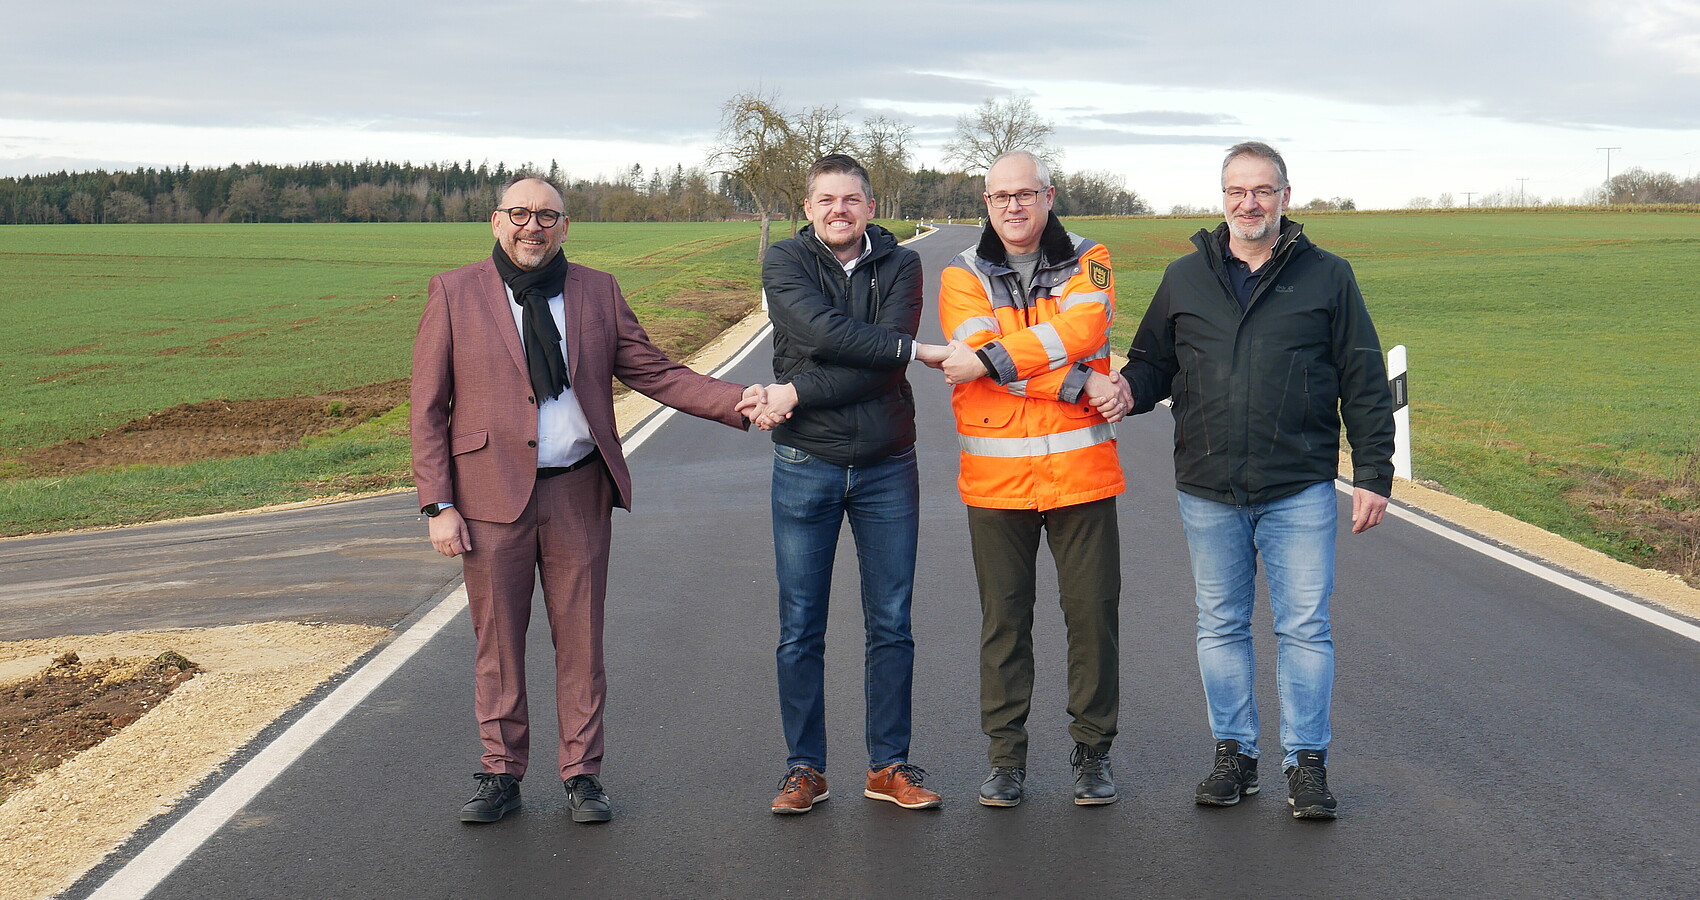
[0,221,760,459]
[1077,209,1700,582]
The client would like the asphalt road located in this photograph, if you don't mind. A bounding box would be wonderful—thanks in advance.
[49,224,1700,899]
[0,493,462,641]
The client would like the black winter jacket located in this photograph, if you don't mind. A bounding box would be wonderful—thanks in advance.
[1121,219,1395,505]
[762,223,924,467]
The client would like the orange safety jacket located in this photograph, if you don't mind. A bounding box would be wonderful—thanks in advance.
[939,217,1125,511]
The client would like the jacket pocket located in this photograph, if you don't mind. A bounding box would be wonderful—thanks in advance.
[450,430,488,456]
[953,389,1019,433]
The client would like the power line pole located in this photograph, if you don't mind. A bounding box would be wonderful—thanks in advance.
[1463,191,1475,208]
[1598,146,1621,203]
[1517,177,1530,206]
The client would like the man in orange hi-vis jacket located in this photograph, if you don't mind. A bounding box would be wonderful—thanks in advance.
[917,149,1129,809]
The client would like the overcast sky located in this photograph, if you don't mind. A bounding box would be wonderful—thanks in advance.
[3,0,1698,211]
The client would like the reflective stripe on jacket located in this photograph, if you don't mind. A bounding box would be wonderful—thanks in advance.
[938,216,1125,511]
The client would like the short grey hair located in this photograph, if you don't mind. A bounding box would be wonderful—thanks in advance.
[990,150,1052,188]
[1221,141,1288,187]
[500,171,568,207]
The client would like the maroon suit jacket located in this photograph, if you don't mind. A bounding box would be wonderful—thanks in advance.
[410,258,746,523]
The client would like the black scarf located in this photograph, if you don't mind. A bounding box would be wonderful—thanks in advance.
[492,242,570,401]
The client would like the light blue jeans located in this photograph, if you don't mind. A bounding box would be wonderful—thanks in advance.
[1177,481,1337,769]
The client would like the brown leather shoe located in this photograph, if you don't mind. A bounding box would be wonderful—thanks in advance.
[772,765,829,814]
[863,762,943,809]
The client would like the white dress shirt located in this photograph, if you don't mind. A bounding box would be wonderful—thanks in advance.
[505,284,596,468]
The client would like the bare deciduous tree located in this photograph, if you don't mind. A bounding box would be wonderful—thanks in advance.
[782,104,854,236]
[943,96,1060,174]
[859,115,914,219]
[711,91,796,260]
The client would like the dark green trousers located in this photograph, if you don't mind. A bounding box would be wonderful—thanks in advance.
[967,497,1120,767]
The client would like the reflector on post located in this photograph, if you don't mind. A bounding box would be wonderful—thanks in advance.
[1389,344,1410,480]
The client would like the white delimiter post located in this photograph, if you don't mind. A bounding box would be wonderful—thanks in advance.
[1388,344,1411,480]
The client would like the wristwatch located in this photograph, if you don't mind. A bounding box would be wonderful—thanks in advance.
[421,502,454,517]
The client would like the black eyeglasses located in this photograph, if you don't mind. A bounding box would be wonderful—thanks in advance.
[497,207,564,227]
[985,189,1047,209]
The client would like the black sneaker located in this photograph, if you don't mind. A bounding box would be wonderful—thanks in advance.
[460,772,521,823]
[1285,750,1337,820]
[1195,739,1259,806]
[565,774,613,823]
[1070,743,1117,806]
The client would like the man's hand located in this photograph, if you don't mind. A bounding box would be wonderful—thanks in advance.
[914,342,951,368]
[940,339,988,385]
[428,507,472,558]
[736,384,768,425]
[1351,487,1388,534]
[757,382,799,430]
[1084,370,1133,423]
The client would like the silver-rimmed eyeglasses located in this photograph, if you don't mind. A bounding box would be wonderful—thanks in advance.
[1222,187,1283,202]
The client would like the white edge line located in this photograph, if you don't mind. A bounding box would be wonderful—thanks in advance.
[624,320,773,449]
[85,318,778,900]
[1334,479,1700,644]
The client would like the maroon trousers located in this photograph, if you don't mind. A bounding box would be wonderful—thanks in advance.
[460,463,613,781]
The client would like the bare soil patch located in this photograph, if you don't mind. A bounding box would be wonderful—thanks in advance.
[0,622,387,900]
[0,651,200,804]
[637,289,759,364]
[1564,459,1700,589]
[17,379,411,477]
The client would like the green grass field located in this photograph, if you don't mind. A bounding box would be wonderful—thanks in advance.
[0,221,760,458]
[0,222,760,534]
[1079,210,1700,580]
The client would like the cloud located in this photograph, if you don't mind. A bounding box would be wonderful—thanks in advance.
[1,0,1696,193]
[1081,111,1241,127]
[1052,126,1246,147]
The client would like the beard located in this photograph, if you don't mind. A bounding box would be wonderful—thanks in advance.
[1228,211,1278,243]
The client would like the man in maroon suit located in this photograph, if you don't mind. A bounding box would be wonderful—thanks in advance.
[411,174,760,824]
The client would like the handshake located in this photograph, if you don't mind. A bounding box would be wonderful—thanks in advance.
[736,383,797,432]
[911,340,1134,423]
[737,340,1135,430]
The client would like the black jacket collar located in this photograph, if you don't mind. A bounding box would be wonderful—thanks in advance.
[976,211,1075,269]
[1196,216,1308,270]
[797,221,899,268]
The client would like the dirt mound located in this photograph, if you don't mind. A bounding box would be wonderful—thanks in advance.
[0,650,199,803]
[19,380,411,476]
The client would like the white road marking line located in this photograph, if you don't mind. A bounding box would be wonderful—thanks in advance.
[84,322,776,900]
[1335,479,1700,644]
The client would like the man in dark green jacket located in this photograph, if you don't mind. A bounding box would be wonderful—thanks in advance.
[1118,141,1394,820]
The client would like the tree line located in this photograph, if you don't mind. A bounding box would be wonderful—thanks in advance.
[0,159,742,226]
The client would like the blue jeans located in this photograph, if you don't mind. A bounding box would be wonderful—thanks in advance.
[772,443,919,772]
[1177,481,1337,768]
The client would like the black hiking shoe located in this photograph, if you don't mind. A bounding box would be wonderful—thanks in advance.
[1195,739,1260,806]
[1285,749,1337,820]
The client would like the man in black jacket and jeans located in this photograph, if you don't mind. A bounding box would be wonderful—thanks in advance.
[1116,142,1394,820]
[754,154,945,814]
